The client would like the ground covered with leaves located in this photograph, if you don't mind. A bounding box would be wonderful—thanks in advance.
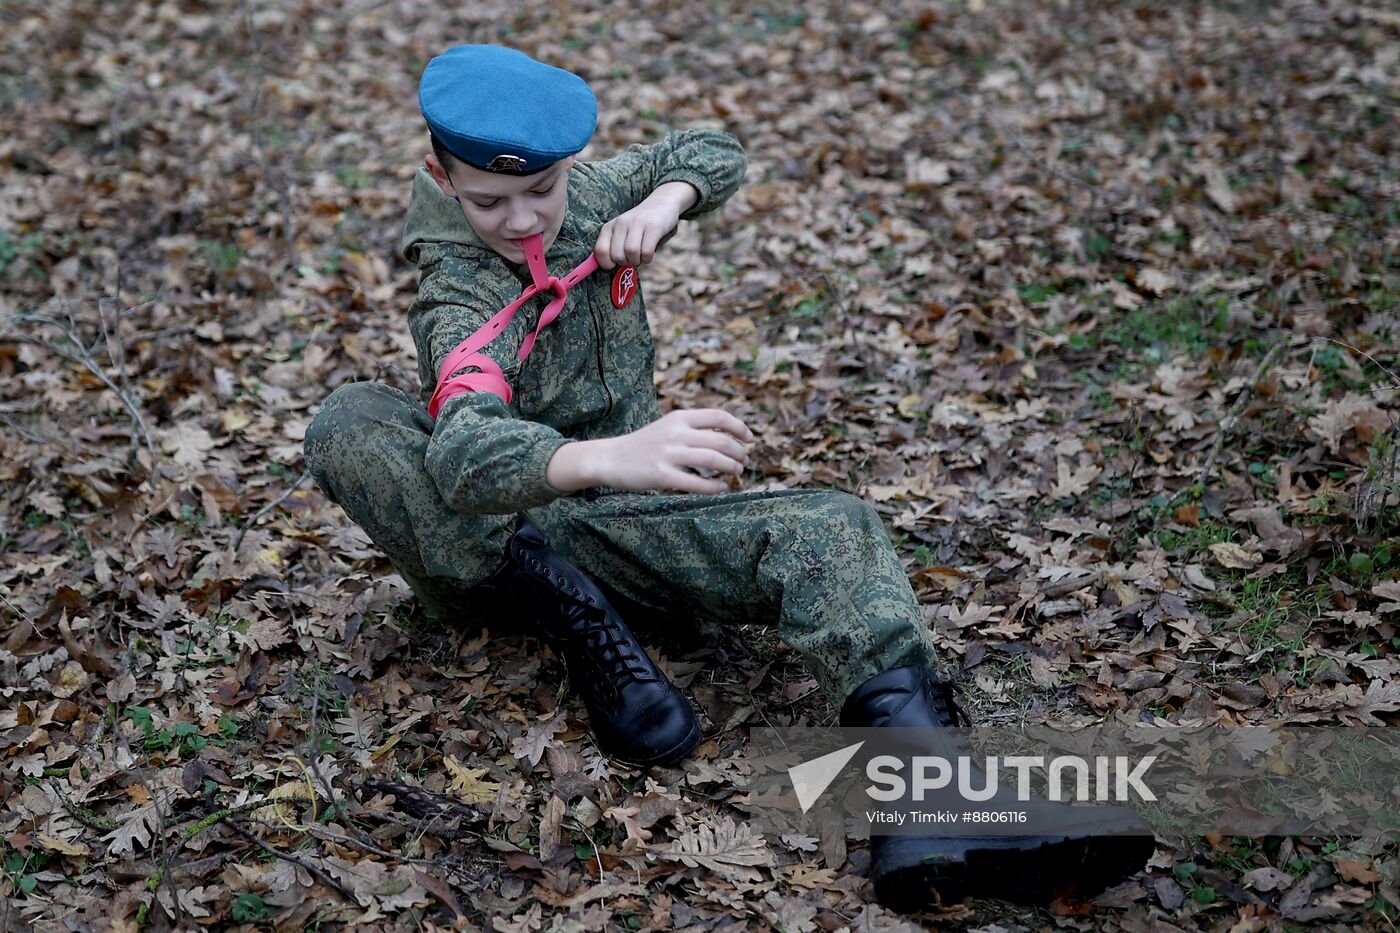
[2,0,1398,929]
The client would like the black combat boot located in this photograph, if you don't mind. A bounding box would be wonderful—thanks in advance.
[841,665,1155,911]
[488,519,702,768]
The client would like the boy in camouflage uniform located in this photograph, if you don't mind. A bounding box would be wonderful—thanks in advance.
[305,44,1151,913]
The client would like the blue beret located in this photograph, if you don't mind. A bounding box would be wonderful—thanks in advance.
[419,45,597,175]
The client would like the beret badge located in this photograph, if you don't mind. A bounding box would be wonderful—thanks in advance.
[486,153,528,173]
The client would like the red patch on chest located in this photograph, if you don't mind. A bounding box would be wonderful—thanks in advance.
[610,265,638,308]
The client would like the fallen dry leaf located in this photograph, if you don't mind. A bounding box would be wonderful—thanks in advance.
[444,756,500,805]
[1333,858,1381,885]
[38,834,91,858]
[1210,542,1263,570]
[656,816,770,878]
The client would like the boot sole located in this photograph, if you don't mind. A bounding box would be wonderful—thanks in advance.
[609,716,703,769]
[873,831,1155,912]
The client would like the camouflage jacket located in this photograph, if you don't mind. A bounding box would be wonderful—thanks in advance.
[401,129,747,514]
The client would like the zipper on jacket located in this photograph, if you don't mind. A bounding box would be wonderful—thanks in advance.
[589,297,614,420]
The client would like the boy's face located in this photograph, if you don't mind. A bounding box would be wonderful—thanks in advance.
[425,153,575,265]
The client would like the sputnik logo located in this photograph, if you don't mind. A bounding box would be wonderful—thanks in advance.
[788,742,865,813]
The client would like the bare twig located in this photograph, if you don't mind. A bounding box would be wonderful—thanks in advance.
[111,690,182,928]
[220,818,356,902]
[1321,336,1400,389]
[303,665,345,820]
[0,589,30,625]
[132,792,324,927]
[1004,127,1102,263]
[243,1,300,272]
[53,781,120,830]
[1356,419,1400,532]
[248,88,300,273]
[6,308,158,468]
[288,822,487,865]
[1196,340,1287,492]
[106,80,131,154]
[232,469,310,553]
[577,822,606,884]
[950,89,1105,264]
[1250,0,1287,207]
[1309,337,1400,529]
[353,780,486,829]
[239,814,489,898]
[0,409,119,463]
[97,294,137,454]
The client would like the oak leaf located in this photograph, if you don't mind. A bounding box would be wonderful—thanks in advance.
[1209,542,1262,570]
[1333,858,1381,884]
[332,708,383,749]
[161,423,215,468]
[1372,580,1400,614]
[37,834,90,857]
[939,600,1001,628]
[510,710,566,768]
[444,756,500,804]
[1338,680,1400,726]
[1307,395,1387,454]
[1136,267,1176,295]
[538,794,566,861]
[787,863,837,888]
[656,816,770,878]
[1051,460,1100,500]
[103,803,159,857]
[604,803,652,851]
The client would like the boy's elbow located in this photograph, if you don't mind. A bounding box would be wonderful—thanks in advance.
[425,447,523,515]
[424,439,486,513]
[684,127,746,160]
[711,129,747,163]
[424,417,563,515]
[716,132,748,184]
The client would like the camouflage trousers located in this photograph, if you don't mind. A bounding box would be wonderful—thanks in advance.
[304,383,939,701]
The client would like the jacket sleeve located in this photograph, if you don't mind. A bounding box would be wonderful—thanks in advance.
[584,129,748,221]
[409,255,574,515]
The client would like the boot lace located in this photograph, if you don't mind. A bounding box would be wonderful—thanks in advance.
[566,603,653,684]
[511,549,656,688]
[927,673,973,727]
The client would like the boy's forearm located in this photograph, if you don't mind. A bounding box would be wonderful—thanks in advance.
[646,180,699,216]
[660,130,747,219]
[545,439,609,492]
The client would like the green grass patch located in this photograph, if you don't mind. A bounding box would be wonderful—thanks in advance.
[1154,518,1234,556]
[1150,518,1373,681]
[1201,570,1331,681]
[335,165,368,190]
[2,845,53,897]
[200,238,242,276]
[1016,281,1059,304]
[124,706,233,758]
[0,229,43,276]
[1098,296,1231,358]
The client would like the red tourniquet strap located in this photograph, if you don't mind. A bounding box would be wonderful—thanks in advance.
[428,232,600,418]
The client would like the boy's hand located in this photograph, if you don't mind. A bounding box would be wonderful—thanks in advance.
[593,409,753,495]
[594,181,699,270]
